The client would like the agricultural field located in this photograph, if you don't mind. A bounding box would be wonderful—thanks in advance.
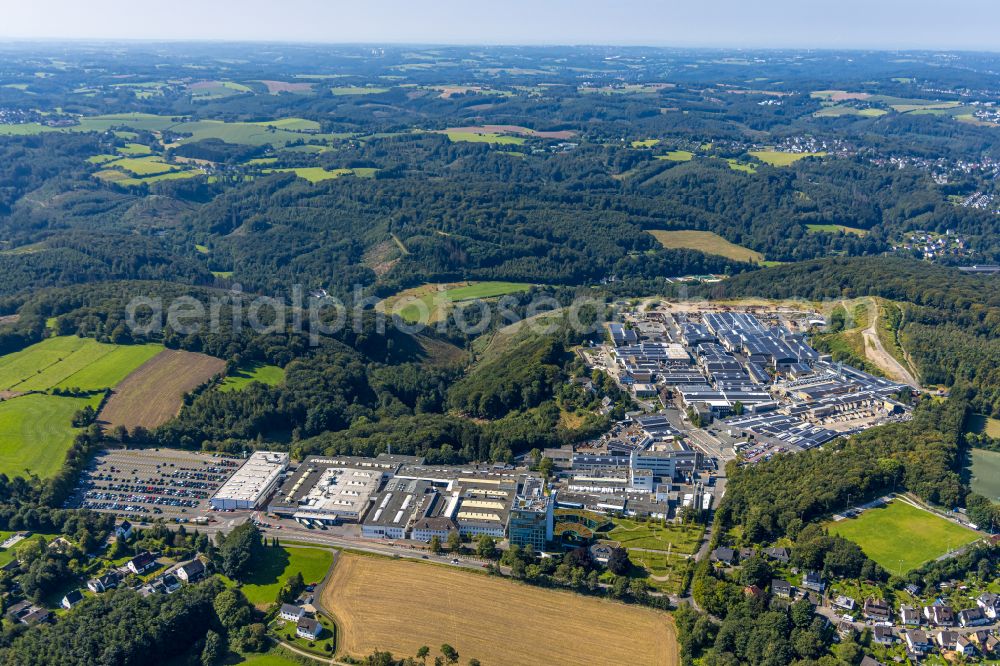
[381,281,533,324]
[0,336,162,392]
[441,129,525,145]
[828,500,980,573]
[321,553,678,666]
[218,362,285,392]
[968,448,1000,503]
[240,545,334,607]
[188,80,253,100]
[806,223,868,236]
[648,230,764,263]
[98,349,226,429]
[749,150,825,166]
[631,139,660,148]
[814,105,887,118]
[725,159,757,173]
[0,393,99,479]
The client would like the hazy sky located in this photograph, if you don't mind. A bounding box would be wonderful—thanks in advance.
[4,0,999,50]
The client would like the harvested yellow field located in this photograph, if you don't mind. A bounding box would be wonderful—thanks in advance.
[322,553,678,666]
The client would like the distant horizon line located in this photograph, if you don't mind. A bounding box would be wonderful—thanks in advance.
[0,37,997,55]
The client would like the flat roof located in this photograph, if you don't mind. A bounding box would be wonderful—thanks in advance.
[211,451,289,504]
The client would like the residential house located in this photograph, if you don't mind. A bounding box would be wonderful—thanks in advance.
[977,592,1000,619]
[738,547,756,561]
[872,626,896,645]
[832,595,856,612]
[956,635,977,657]
[934,630,958,650]
[923,604,954,626]
[905,630,932,654]
[115,520,133,540]
[743,585,763,599]
[904,583,921,597]
[176,558,205,583]
[127,552,158,575]
[279,604,304,622]
[958,607,989,627]
[161,574,181,593]
[801,571,824,592]
[764,546,790,564]
[985,634,1000,654]
[771,579,792,599]
[899,605,921,626]
[6,600,50,626]
[710,547,736,565]
[863,597,891,623]
[87,571,121,593]
[61,589,84,610]
[296,617,322,641]
[860,657,885,666]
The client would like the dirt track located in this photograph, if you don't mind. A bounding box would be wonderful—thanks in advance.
[861,299,919,387]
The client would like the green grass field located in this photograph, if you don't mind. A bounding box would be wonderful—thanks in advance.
[725,159,757,173]
[967,413,1000,439]
[0,393,99,479]
[442,130,525,145]
[117,143,152,156]
[240,545,334,607]
[648,229,764,263]
[655,150,694,161]
[607,519,703,554]
[631,139,660,148]
[0,336,163,392]
[386,281,533,323]
[806,223,869,236]
[262,167,377,183]
[331,86,389,95]
[750,150,826,166]
[969,448,1000,503]
[233,648,303,666]
[828,501,980,573]
[219,362,285,392]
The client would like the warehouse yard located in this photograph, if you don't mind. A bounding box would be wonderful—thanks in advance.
[321,552,678,666]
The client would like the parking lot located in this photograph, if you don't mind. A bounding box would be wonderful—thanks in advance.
[69,449,243,524]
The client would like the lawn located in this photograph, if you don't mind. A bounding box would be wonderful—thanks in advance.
[806,223,869,236]
[606,519,703,554]
[232,648,303,666]
[968,448,1000,503]
[322,552,677,666]
[0,336,162,392]
[239,545,334,607]
[749,150,825,166]
[648,230,764,263]
[828,501,980,573]
[0,393,99,478]
[218,362,285,392]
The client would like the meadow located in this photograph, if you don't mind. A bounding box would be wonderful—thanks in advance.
[656,150,694,161]
[0,394,98,479]
[648,230,764,263]
[261,167,378,183]
[218,362,285,392]
[240,545,334,607]
[382,281,532,323]
[749,150,826,166]
[322,553,678,666]
[827,500,980,573]
[0,336,162,392]
[968,448,1000,503]
[967,413,1000,439]
[806,223,869,236]
[442,130,525,145]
